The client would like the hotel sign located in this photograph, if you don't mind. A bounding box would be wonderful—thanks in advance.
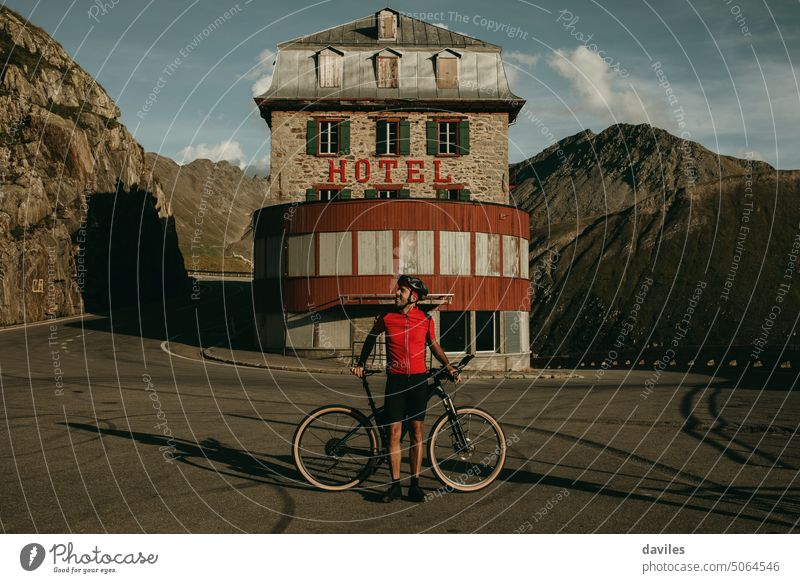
[328,159,454,184]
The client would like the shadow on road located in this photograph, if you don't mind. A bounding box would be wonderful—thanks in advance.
[65,279,256,351]
[61,421,311,492]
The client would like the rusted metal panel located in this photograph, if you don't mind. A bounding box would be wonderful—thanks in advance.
[475,232,500,276]
[399,230,434,274]
[440,231,470,275]
[319,231,352,275]
[287,234,314,276]
[266,200,528,238]
[503,235,519,277]
[357,230,393,274]
[279,276,529,312]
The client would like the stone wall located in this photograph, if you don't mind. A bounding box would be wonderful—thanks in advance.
[269,111,509,203]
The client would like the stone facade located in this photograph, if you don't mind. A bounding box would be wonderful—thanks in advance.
[268,111,510,204]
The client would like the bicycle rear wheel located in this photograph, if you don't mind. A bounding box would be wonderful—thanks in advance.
[292,405,379,491]
[427,407,506,492]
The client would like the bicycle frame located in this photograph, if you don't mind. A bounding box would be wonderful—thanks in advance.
[331,369,472,464]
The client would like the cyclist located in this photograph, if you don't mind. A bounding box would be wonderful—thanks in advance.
[352,275,460,503]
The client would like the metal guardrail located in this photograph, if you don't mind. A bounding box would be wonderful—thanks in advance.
[188,270,253,279]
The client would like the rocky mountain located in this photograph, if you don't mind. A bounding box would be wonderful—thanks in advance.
[146,153,272,272]
[0,6,187,324]
[512,123,800,356]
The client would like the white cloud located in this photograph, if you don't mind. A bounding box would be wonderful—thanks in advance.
[504,50,539,68]
[179,139,246,166]
[178,139,270,177]
[503,50,539,87]
[246,48,275,97]
[433,22,449,30]
[548,46,650,123]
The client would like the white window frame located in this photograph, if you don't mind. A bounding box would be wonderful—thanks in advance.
[377,120,399,155]
[318,120,339,155]
[438,121,458,154]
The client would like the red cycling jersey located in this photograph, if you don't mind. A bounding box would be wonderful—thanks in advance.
[371,306,435,374]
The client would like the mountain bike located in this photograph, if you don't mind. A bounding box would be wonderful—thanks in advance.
[291,354,507,493]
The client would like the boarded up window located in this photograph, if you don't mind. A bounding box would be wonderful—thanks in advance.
[399,231,434,274]
[316,313,351,350]
[378,11,397,39]
[503,311,529,353]
[287,234,314,277]
[475,233,500,276]
[377,57,399,88]
[357,231,393,274]
[440,231,470,275]
[519,237,529,278]
[318,52,341,88]
[319,232,352,276]
[437,56,458,88]
[503,235,520,277]
[285,313,314,349]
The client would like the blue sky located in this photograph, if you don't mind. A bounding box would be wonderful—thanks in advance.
[6,0,800,173]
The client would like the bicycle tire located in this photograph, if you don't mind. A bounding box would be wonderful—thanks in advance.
[427,407,506,493]
[292,405,379,491]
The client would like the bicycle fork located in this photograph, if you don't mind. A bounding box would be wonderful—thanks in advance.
[438,390,472,455]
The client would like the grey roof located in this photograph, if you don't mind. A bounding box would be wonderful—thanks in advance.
[255,8,525,123]
[278,9,500,50]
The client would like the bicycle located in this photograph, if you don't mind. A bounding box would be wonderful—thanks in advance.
[291,354,507,493]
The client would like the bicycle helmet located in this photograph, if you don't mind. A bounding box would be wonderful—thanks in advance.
[397,274,428,301]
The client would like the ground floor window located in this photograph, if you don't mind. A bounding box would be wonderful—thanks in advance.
[475,311,499,352]
[319,188,340,201]
[377,189,398,199]
[440,311,469,353]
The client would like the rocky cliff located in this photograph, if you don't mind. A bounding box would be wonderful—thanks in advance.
[512,123,800,356]
[146,153,272,272]
[0,7,187,324]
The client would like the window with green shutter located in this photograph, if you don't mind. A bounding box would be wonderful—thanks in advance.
[426,121,437,155]
[398,189,410,198]
[306,188,317,201]
[459,188,471,201]
[376,120,399,155]
[306,120,318,155]
[458,120,470,155]
[340,188,351,200]
[364,189,377,199]
[399,120,410,155]
[339,120,350,155]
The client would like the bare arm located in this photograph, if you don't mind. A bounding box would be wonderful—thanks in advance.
[351,317,384,378]
[429,339,460,383]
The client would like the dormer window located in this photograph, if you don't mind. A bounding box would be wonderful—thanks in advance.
[317,47,343,88]
[375,48,401,88]
[377,9,397,40]
[435,49,461,89]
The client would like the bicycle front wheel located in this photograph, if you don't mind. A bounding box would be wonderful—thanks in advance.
[427,407,506,492]
[292,405,379,491]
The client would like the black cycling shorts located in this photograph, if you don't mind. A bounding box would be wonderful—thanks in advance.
[382,373,430,424]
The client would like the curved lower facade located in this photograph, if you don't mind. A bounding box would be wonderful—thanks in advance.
[252,199,531,371]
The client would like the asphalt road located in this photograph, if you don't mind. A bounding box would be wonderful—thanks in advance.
[0,286,798,533]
